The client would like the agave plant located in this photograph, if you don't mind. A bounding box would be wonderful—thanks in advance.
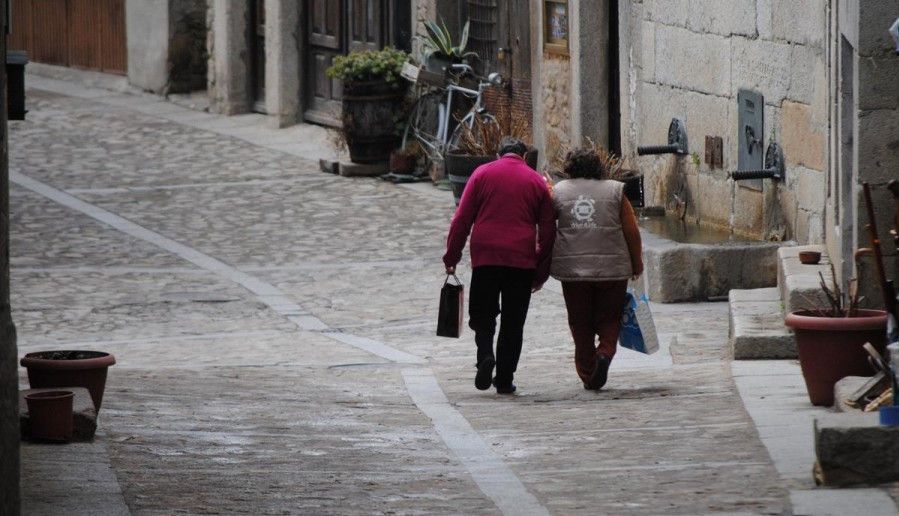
[423,19,477,61]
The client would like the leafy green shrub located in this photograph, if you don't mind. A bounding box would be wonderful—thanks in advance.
[326,47,409,85]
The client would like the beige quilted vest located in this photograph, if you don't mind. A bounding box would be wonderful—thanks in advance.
[550,178,633,281]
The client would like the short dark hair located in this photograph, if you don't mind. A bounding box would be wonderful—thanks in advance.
[497,137,527,157]
[563,148,605,179]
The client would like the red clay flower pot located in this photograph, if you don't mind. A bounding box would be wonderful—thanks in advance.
[25,390,74,442]
[785,309,887,406]
[21,351,116,411]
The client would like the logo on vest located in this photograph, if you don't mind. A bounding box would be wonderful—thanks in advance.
[570,195,597,229]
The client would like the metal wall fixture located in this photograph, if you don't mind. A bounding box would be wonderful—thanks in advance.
[730,142,786,182]
[737,89,765,190]
[637,118,688,155]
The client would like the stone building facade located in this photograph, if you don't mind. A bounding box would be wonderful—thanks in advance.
[206,1,421,127]
[527,0,897,294]
[127,0,208,94]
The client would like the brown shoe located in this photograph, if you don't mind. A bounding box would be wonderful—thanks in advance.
[586,355,610,390]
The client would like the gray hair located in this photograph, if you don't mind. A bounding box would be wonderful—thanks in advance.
[497,137,527,157]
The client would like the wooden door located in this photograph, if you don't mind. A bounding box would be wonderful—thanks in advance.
[347,0,382,52]
[8,0,126,75]
[305,0,344,125]
[31,0,69,66]
[304,0,388,126]
[467,0,533,142]
[506,0,533,141]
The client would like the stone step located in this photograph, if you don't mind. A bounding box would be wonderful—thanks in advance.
[777,244,834,314]
[814,411,897,487]
[729,287,796,359]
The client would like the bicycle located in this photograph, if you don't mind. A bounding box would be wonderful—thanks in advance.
[400,63,503,173]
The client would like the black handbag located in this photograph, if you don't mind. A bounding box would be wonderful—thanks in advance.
[437,274,464,338]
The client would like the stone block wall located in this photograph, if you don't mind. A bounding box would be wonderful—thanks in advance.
[413,0,437,60]
[852,0,899,305]
[541,55,573,167]
[621,0,829,242]
[126,0,208,95]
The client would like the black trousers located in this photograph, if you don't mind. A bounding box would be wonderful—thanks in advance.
[469,265,535,386]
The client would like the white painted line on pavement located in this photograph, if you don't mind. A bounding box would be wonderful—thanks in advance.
[324,332,425,365]
[790,489,899,516]
[18,330,284,349]
[64,176,329,195]
[12,171,328,331]
[402,368,551,516]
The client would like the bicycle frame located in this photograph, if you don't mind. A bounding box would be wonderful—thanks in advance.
[403,63,500,164]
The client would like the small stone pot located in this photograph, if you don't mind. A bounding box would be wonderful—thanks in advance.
[799,251,822,265]
[21,351,116,412]
[785,310,887,406]
[389,151,417,174]
[25,390,74,442]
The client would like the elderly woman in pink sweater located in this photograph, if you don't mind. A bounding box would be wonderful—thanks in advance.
[443,137,556,394]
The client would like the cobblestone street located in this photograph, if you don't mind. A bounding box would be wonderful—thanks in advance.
[8,79,861,515]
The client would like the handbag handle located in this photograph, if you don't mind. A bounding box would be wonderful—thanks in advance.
[444,274,462,286]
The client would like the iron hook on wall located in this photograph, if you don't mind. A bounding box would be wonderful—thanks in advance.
[637,118,688,156]
[730,142,786,182]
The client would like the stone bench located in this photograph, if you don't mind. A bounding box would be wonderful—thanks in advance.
[777,244,834,314]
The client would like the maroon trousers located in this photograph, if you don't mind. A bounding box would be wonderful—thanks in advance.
[561,280,628,384]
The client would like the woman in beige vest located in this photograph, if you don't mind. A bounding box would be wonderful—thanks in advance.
[550,148,643,390]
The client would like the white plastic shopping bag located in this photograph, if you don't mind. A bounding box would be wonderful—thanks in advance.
[619,290,659,354]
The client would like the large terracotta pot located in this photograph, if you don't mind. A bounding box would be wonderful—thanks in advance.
[784,309,887,406]
[21,351,116,411]
[341,81,407,164]
[25,390,74,442]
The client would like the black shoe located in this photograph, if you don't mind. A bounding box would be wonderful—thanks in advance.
[493,379,516,394]
[587,355,610,390]
[475,357,495,391]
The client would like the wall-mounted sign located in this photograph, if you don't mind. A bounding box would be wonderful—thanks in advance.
[544,0,569,55]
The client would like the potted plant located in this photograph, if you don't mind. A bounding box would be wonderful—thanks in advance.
[784,267,888,406]
[446,108,533,205]
[21,350,116,412]
[389,140,421,175]
[326,47,409,164]
[25,390,75,442]
[421,20,477,76]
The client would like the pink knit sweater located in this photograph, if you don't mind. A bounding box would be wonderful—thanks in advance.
[443,154,556,287]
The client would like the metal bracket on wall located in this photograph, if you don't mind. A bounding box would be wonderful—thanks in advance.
[637,118,688,155]
[729,142,786,182]
[704,136,723,169]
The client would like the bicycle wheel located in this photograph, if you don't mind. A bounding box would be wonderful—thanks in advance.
[403,91,444,164]
[447,111,498,153]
